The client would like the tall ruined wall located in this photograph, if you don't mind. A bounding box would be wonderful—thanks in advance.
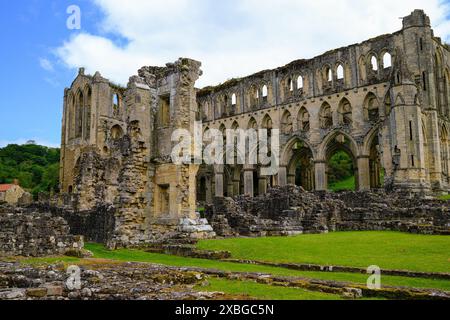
[195,10,450,196]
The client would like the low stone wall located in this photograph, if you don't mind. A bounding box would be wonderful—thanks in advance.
[206,186,450,237]
[0,206,84,257]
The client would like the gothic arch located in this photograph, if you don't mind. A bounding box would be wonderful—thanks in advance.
[319,102,333,129]
[281,110,293,134]
[337,98,353,126]
[283,137,315,190]
[75,89,84,138]
[298,107,310,132]
[363,92,380,122]
[318,130,360,160]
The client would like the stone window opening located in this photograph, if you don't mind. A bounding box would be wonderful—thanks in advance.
[383,52,392,69]
[370,56,378,71]
[75,91,84,139]
[289,78,294,92]
[110,125,124,140]
[337,64,344,80]
[319,103,333,129]
[326,67,332,82]
[262,85,268,102]
[159,94,171,127]
[338,99,353,127]
[281,111,293,134]
[297,75,304,91]
[113,94,120,116]
[231,93,237,106]
[298,107,310,132]
[364,93,380,123]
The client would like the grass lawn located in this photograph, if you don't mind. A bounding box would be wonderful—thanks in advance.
[329,176,355,192]
[76,242,450,292]
[197,231,450,273]
[197,278,343,300]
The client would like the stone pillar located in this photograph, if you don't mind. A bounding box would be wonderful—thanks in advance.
[278,166,287,186]
[215,173,224,197]
[314,161,327,191]
[227,182,234,197]
[357,156,370,191]
[258,176,267,195]
[244,169,254,197]
[206,177,213,203]
[233,179,240,196]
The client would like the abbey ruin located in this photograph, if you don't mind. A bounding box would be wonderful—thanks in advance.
[58,10,450,246]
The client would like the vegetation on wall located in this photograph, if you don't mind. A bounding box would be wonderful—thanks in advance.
[0,144,60,197]
[327,150,355,191]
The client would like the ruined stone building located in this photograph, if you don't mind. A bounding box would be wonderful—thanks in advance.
[59,10,450,245]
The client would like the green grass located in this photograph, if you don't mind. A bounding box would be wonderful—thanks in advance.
[438,194,450,201]
[329,176,355,192]
[197,231,450,273]
[197,278,343,300]
[83,241,450,291]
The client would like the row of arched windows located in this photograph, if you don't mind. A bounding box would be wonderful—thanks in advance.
[206,93,381,138]
[200,51,393,122]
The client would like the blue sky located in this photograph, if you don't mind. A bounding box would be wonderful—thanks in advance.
[1,0,450,148]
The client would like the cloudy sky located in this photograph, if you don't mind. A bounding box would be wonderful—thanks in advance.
[1,0,450,147]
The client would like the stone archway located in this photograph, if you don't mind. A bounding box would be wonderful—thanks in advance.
[320,131,360,191]
[287,141,315,191]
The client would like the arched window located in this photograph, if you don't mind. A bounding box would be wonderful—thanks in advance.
[371,56,378,71]
[231,93,237,106]
[297,76,304,90]
[84,87,92,141]
[364,93,380,122]
[326,67,332,82]
[289,79,294,92]
[298,107,310,132]
[110,125,124,140]
[281,110,293,134]
[319,103,333,129]
[337,64,344,80]
[262,85,268,98]
[383,52,392,68]
[75,91,84,138]
[338,98,353,126]
[113,93,120,116]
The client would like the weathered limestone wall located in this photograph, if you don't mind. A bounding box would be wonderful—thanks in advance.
[205,186,450,237]
[0,206,84,257]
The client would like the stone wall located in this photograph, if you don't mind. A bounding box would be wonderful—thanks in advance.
[205,186,450,237]
[0,206,84,257]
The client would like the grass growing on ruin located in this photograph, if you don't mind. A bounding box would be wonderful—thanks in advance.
[83,242,450,292]
[329,176,356,192]
[196,278,343,300]
[438,194,450,201]
[197,231,450,273]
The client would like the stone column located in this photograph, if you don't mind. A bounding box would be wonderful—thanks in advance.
[258,176,268,195]
[244,169,254,197]
[233,179,240,196]
[357,156,370,191]
[215,173,224,197]
[314,160,327,191]
[206,177,213,203]
[278,166,287,186]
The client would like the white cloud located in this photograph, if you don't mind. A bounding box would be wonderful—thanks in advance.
[55,0,450,87]
[39,58,54,72]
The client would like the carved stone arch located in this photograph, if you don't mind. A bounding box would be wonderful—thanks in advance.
[281,136,316,167]
[319,130,361,191]
[319,102,333,129]
[395,93,405,106]
[282,137,315,190]
[83,85,92,141]
[247,117,258,130]
[297,107,310,132]
[323,64,333,84]
[337,97,353,127]
[363,92,380,122]
[281,110,293,134]
[358,55,367,82]
[318,130,360,160]
[75,89,84,138]
[362,125,382,156]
